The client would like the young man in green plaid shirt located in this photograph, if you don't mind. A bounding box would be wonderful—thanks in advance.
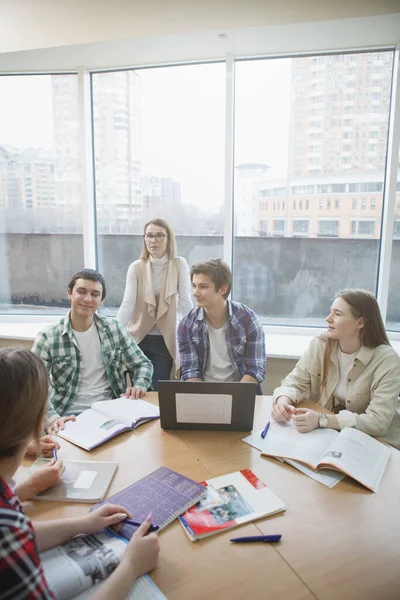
[32,269,153,433]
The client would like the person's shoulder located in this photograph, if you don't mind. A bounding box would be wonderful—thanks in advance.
[230,301,259,319]
[176,256,189,265]
[36,316,65,339]
[0,481,28,532]
[372,343,400,364]
[179,305,200,326]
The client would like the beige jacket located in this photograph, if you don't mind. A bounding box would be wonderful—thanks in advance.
[127,258,180,377]
[273,335,400,450]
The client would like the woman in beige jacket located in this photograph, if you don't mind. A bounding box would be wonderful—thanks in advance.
[117,218,192,391]
[272,289,400,450]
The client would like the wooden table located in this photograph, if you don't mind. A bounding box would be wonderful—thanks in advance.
[24,394,400,600]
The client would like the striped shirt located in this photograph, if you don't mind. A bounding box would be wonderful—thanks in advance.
[32,311,153,422]
[178,301,266,391]
[0,478,54,600]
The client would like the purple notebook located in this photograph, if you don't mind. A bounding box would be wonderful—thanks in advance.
[94,466,206,539]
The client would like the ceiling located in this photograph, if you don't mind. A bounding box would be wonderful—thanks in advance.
[1,0,399,54]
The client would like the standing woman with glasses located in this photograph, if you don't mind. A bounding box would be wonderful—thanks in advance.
[117,218,192,390]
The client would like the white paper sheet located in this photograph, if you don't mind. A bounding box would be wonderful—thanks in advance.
[175,393,232,424]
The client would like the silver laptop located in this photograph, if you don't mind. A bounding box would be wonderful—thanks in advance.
[157,381,257,431]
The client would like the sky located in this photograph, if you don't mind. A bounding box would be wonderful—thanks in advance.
[0,60,291,210]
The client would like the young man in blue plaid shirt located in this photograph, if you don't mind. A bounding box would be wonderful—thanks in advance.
[32,269,153,433]
[177,259,266,392]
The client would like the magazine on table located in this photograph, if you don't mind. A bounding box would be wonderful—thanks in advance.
[41,529,166,600]
[179,468,285,541]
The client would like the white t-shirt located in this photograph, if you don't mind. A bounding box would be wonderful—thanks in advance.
[204,324,238,383]
[333,346,358,406]
[71,322,112,412]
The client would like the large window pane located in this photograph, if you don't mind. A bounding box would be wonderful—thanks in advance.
[92,64,225,312]
[233,51,394,324]
[0,74,83,315]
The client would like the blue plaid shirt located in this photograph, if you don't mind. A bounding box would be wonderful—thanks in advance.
[32,311,153,421]
[177,301,266,389]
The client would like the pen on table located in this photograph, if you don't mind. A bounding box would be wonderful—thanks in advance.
[230,534,282,543]
[261,421,270,438]
[123,518,159,533]
[51,438,58,461]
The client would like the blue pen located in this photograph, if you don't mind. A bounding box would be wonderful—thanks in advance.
[261,421,270,438]
[123,518,159,533]
[230,534,281,543]
[51,443,58,461]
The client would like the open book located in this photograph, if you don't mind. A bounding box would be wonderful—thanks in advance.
[40,529,166,600]
[179,469,285,541]
[58,398,160,451]
[255,420,391,492]
[30,459,118,503]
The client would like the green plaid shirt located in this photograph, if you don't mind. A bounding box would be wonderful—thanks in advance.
[32,311,153,422]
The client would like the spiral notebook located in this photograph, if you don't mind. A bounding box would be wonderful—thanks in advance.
[93,466,206,539]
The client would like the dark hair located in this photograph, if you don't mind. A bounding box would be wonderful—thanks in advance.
[0,348,48,458]
[68,269,106,300]
[321,288,389,392]
[140,218,177,260]
[190,259,232,299]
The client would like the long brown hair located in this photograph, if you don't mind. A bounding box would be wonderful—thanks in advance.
[321,289,389,392]
[140,218,177,260]
[0,347,48,458]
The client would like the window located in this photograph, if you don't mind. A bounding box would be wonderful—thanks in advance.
[318,220,339,237]
[293,220,309,235]
[0,74,83,315]
[1,49,398,331]
[274,220,285,232]
[93,64,225,312]
[352,220,375,236]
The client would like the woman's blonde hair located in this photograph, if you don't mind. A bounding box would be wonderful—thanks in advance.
[140,218,177,260]
[321,289,389,392]
[0,347,48,458]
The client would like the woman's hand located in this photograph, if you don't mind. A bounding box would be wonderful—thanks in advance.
[292,408,320,433]
[26,435,60,458]
[16,459,65,501]
[47,415,77,434]
[122,515,160,579]
[81,503,133,534]
[272,396,295,422]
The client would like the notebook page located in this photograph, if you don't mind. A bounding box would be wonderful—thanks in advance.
[92,398,160,427]
[252,420,339,469]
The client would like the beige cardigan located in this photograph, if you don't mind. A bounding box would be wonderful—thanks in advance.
[273,335,400,450]
[126,258,180,378]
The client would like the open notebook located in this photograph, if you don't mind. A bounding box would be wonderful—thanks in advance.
[58,398,160,450]
[245,420,390,492]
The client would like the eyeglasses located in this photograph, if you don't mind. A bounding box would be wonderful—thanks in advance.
[144,233,167,242]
